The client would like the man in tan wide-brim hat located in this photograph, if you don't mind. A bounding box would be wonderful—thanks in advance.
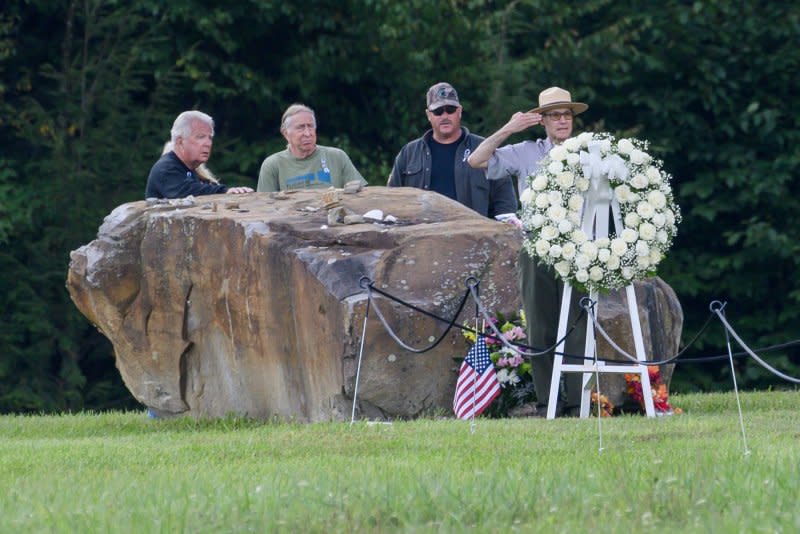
[468,86,589,417]
[468,86,587,194]
[529,86,588,114]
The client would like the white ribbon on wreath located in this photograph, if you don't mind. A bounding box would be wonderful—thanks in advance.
[580,140,620,220]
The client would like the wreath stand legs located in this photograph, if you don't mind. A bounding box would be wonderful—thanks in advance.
[545,178,655,419]
[544,283,656,419]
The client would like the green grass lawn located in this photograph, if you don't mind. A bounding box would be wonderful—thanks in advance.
[1,391,798,533]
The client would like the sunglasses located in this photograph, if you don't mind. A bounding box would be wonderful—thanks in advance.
[431,105,459,116]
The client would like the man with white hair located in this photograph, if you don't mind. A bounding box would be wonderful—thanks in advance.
[257,103,366,192]
[145,110,253,199]
[469,87,590,417]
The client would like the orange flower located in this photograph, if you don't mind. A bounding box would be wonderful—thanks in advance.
[590,390,614,417]
[624,366,679,415]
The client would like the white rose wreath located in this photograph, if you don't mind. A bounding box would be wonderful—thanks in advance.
[519,132,681,293]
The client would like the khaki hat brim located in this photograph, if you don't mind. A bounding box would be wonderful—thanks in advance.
[529,101,588,115]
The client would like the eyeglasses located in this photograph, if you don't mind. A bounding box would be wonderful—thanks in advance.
[542,111,574,121]
[431,105,459,116]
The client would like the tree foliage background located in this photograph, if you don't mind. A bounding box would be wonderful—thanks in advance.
[1,0,798,412]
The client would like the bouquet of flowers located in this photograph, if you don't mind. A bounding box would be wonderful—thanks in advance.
[462,310,534,417]
[590,390,615,417]
[625,366,682,415]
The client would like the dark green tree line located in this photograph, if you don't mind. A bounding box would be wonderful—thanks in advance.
[1,0,797,412]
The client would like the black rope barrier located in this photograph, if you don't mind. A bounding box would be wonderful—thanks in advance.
[360,275,588,358]
[359,275,800,381]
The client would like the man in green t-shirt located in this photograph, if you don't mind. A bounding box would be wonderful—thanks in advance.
[257,103,367,192]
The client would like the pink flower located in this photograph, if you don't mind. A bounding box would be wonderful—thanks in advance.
[485,336,499,346]
[504,326,526,341]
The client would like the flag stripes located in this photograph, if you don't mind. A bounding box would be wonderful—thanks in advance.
[453,335,501,419]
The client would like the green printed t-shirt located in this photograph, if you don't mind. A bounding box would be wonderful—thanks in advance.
[257,145,366,192]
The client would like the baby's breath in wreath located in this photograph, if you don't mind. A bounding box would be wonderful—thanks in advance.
[519,132,681,293]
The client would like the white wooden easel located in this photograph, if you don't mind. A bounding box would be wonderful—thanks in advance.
[545,142,655,419]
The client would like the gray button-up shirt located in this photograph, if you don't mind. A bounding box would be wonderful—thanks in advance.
[486,138,553,194]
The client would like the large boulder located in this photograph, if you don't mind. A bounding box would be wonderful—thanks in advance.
[68,186,683,420]
[67,187,522,421]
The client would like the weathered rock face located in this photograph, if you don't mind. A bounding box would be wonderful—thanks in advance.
[67,187,522,421]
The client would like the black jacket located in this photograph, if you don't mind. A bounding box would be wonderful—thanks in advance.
[389,127,517,218]
[145,151,228,199]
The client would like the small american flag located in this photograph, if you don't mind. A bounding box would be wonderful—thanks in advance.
[453,335,501,419]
